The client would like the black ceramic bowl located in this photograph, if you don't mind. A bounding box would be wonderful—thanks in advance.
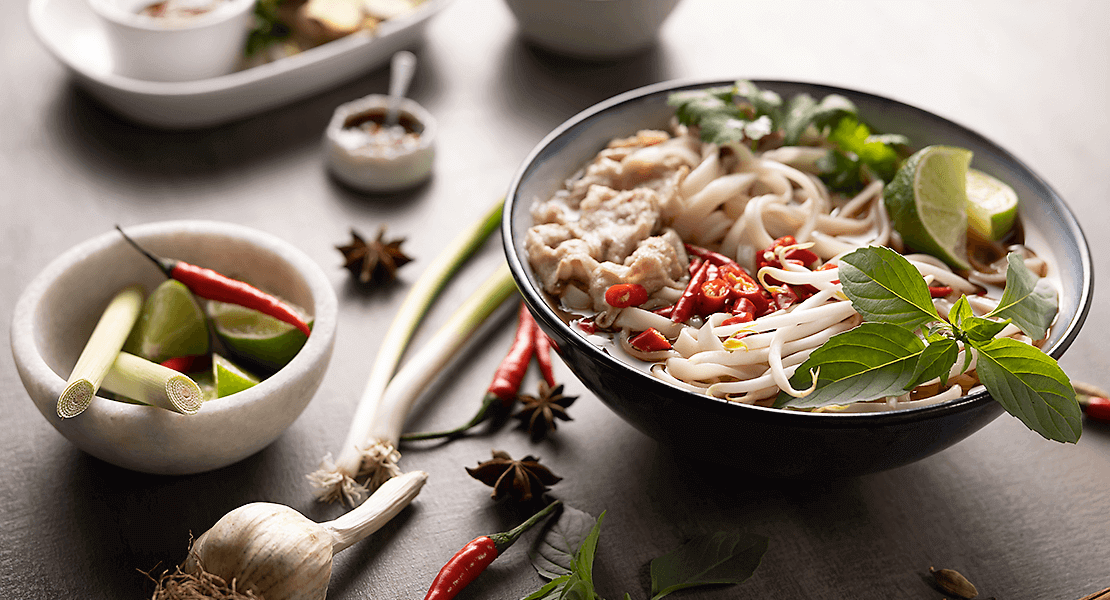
[503,79,1094,478]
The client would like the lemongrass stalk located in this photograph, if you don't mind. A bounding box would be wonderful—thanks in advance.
[307,200,502,503]
[101,351,203,415]
[309,264,517,504]
[57,285,144,418]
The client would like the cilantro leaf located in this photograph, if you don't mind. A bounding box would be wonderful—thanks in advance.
[838,246,940,329]
[818,116,909,194]
[972,337,1081,443]
[649,532,768,600]
[777,323,926,409]
[986,253,1058,340]
[781,93,857,145]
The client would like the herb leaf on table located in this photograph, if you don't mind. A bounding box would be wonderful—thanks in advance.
[525,508,767,600]
[777,246,1081,442]
[649,532,769,600]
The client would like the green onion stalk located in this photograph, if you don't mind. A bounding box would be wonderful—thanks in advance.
[307,201,512,505]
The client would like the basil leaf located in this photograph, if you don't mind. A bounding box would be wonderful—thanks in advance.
[906,337,960,390]
[778,323,926,408]
[987,253,1058,340]
[962,315,1011,344]
[649,532,769,600]
[972,337,1081,443]
[522,576,572,600]
[530,505,598,579]
[948,295,974,328]
[573,512,605,584]
[839,246,940,329]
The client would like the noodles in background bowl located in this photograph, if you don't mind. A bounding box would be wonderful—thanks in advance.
[525,100,1051,413]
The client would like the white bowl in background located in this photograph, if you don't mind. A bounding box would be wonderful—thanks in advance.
[503,0,682,60]
[87,0,256,81]
[10,221,338,475]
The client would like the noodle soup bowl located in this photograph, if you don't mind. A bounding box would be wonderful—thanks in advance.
[503,79,1093,478]
[11,221,338,475]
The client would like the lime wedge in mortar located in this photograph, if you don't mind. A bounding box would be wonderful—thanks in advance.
[213,353,260,398]
[123,279,209,363]
[207,300,311,371]
[884,145,973,270]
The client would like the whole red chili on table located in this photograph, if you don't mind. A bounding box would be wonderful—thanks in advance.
[116,226,312,337]
[424,500,562,600]
[402,302,541,441]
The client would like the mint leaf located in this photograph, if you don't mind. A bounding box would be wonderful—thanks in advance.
[778,323,926,408]
[838,246,940,329]
[986,253,1058,340]
[530,505,598,579]
[972,337,1081,443]
[906,337,959,389]
[649,532,768,600]
[962,315,1011,344]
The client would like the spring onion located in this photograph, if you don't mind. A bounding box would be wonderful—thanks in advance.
[308,200,506,505]
[57,285,144,418]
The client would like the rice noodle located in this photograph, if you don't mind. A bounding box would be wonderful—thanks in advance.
[525,116,1050,414]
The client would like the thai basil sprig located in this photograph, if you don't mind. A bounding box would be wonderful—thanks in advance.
[777,246,1081,443]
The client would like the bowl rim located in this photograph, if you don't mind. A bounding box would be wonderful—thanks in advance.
[11,219,339,421]
[502,77,1094,429]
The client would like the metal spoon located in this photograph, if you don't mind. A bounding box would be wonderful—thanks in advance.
[384,50,416,130]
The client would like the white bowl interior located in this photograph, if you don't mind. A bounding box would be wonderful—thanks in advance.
[11,221,337,475]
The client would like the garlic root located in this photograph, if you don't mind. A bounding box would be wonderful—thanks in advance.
[184,470,427,600]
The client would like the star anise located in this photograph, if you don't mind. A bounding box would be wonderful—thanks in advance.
[336,226,413,285]
[514,381,576,440]
[465,449,561,503]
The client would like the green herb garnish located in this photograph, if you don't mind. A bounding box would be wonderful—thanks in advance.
[246,0,290,56]
[524,506,767,600]
[666,81,908,195]
[776,246,1081,443]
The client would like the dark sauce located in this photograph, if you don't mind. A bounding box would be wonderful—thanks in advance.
[343,108,424,136]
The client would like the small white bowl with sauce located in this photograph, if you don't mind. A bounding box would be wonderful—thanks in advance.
[88,0,256,81]
[324,94,436,193]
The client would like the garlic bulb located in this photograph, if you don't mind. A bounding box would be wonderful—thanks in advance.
[185,470,427,600]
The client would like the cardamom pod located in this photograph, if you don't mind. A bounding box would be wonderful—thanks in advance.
[930,566,979,599]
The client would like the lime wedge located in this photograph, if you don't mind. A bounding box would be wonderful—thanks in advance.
[123,280,209,363]
[213,353,260,398]
[884,145,974,270]
[966,168,1018,241]
[207,300,311,371]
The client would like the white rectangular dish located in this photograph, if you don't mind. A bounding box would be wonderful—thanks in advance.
[29,0,451,129]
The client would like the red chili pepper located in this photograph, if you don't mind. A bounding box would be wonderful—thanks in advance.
[1081,396,1110,422]
[757,236,820,270]
[604,283,648,308]
[532,323,557,389]
[652,305,675,318]
[929,285,953,298]
[672,260,713,323]
[159,354,210,373]
[698,278,732,315]
[424,501,562,600]
[718,263,772,316]
[629,328,673,352]
[116,226,312,338]
[685,244,736,267]
[772,286,799,311]
[402,302,535,441]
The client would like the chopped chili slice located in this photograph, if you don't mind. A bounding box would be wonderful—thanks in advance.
[718,263,771,315]
[698,278,732,315]
[629,328,672,352]
[577,317,597,334]
[685,243,736,267]
[929,285,953,298]
[604,283,649,308]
